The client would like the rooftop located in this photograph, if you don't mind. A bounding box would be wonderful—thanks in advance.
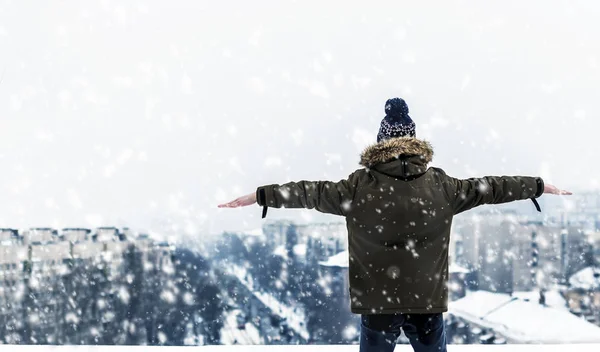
[319,250,348,267]
[451,291,600,343]
[569,266,600,290]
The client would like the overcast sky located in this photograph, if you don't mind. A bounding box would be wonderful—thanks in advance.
[1,0,599,237]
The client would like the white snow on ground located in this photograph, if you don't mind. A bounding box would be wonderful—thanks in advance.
[569,266,600,290]
[319,250,349,267]
[220,308,263,345]
[450,290,600,343]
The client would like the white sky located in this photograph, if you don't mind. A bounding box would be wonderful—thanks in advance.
[1,0,599,236]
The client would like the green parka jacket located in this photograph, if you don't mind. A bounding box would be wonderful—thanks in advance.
[257,137,543,314]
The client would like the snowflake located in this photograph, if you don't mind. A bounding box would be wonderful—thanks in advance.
[28,313,40,325]
[279,188,291,200]
[342,325,359,340]
[183,292,195,305]
[118,286,130,304]
[65,312,79,324]
[387,266,401,279]
[160,290,176,303]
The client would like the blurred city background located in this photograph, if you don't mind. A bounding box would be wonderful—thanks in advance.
[2,192,600,345]
[2,0,600,347]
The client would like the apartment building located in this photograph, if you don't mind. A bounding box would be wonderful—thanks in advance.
[0,227,172,344]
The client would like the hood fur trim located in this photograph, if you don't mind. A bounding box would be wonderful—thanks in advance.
[359,137,434,167]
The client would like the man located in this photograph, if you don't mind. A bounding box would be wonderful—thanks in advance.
[218,98,571,352]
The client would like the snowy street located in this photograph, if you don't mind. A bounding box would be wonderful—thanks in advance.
[220,308,263,345]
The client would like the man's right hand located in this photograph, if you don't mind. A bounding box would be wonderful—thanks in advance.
[544,184,573,195]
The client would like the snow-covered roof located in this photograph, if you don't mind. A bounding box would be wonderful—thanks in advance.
[512,291,567,310]
[450,290,600,343]
[449,262,470,274]
[569,266,600,290]
[319,250,349,268]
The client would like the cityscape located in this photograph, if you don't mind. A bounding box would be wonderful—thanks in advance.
[2,0,600,350]
[1,193,600,345]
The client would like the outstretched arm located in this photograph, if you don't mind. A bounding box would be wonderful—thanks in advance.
[218,173,359,217]
[442,173,571,215]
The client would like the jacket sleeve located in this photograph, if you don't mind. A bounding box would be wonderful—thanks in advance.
[442,173,544,215]
[256,172,359,217]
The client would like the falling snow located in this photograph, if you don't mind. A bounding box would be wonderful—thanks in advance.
[1,0,600,348]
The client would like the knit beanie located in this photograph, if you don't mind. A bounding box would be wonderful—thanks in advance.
[377,97,416,142]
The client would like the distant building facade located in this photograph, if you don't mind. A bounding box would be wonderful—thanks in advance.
[0,227,174,344]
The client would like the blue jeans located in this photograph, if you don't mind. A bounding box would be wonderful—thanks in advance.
[359,313,446,352]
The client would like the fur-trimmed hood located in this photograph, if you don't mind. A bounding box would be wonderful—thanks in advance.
[359,137,434,168]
